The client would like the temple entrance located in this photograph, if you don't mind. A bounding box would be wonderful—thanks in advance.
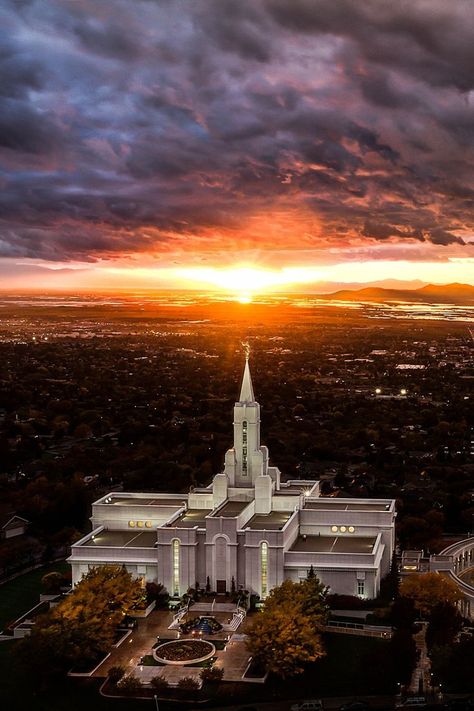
[216,579,226,594]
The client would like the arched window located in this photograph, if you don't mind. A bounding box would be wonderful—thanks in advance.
[172,540,180,596]
[261,542,268,599]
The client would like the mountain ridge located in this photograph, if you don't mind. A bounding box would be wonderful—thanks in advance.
[322,282,474,303]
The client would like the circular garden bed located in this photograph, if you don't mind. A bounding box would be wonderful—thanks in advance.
[153,639,215,666]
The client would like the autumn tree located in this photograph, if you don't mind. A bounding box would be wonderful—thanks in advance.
[58,564,144,627]
[426,602,463,649]
[246,577,328,678]
[399,573,461,617]
[15,565,143,687]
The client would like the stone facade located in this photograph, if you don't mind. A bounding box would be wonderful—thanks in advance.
[69,358,396,600]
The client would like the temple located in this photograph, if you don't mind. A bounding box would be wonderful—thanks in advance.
[69,357,396,599]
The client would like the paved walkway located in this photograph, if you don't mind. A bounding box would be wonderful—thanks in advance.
[136,663,202,686]
[215,635,252,682]
[94,608,253,684]
[409,622,431,695]
[93,609,176,678]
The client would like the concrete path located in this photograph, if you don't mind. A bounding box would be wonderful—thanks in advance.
[409,622,430,695]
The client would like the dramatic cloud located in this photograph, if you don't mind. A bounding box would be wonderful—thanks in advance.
[0,0,473,271]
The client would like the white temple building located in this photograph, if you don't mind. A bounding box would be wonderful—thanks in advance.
[69,358,396,600]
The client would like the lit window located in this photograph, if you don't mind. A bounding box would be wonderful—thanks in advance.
[172,540,180,596]
[357,579,365,596]
[242,421,248,474]
[129,520,135,528]
[137,520,144,528]
[348,526,355,533]
[261,542,268,599]
[340,525,347,533]
[145,521,152,528]
[331,525,338,533]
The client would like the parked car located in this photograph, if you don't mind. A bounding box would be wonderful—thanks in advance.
[396,697,427,708]
[340,702,370,711]
[444,699,474,711]
[291,701,324,711]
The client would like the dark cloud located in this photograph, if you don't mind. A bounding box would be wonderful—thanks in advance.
[362,221,425,242]
[0,0,472,263]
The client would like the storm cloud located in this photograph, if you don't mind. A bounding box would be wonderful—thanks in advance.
[0,0,473,265]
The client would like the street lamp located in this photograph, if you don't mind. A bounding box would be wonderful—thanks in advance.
[400,388,407,396]
[375,388,382,395]
[154,694,160,711]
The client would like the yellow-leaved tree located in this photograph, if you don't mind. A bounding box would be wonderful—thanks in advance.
[15,565,144,688]
[246,574,328,678]
[399,572,461,617]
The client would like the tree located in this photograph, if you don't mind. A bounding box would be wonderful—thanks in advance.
[246,577,328,678]
[58,565,143,627]
[146,581,166,602]
[15,565,144,688]
[426,602,463,649]
[379,553,399,602]
[399,573,461,617]
[200,666,224,683]
[150,675,170,691]
[390,629,417,684]
[108,665,126,685]
[430,637,474,692]
[391,595,417,631]
[41,571,64,594]
[117,674,143,696]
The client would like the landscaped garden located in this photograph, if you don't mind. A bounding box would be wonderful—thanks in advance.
[0,561,69,632]
[154,638,215,664]
[180,614,223,635]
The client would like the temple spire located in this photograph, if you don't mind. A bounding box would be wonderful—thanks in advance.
[239,355,255,403]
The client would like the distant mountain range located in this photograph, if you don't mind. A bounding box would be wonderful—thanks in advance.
[321,282,474,304]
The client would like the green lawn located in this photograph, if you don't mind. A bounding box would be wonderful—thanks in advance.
[0,642,154,711]
[307,633,398,696]
[0,561,69,631]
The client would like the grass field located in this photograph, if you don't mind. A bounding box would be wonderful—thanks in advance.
[0,642,154,711]
[0,561,69,631]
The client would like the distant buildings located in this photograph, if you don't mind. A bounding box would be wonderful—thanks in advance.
[0,512,29,540]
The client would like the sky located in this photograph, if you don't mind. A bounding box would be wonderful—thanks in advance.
[1,0,474,293]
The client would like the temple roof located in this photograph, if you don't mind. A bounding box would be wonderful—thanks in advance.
[239,357,255,403]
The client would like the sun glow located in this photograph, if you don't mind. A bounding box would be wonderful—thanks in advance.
[175,266,322,299]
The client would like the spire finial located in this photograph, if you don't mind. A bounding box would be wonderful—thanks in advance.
[239,343,255,402]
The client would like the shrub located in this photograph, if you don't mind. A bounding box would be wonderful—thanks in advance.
[108,665,126,685]
[150,675,170,691]
[200,666,224,683]
[145,581,164,601]
[326,593,365,610]
[41,571,65,594]
[117,674,142,696]
[177,676,200,690]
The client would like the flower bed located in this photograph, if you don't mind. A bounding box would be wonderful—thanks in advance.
[153,639,215,666]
